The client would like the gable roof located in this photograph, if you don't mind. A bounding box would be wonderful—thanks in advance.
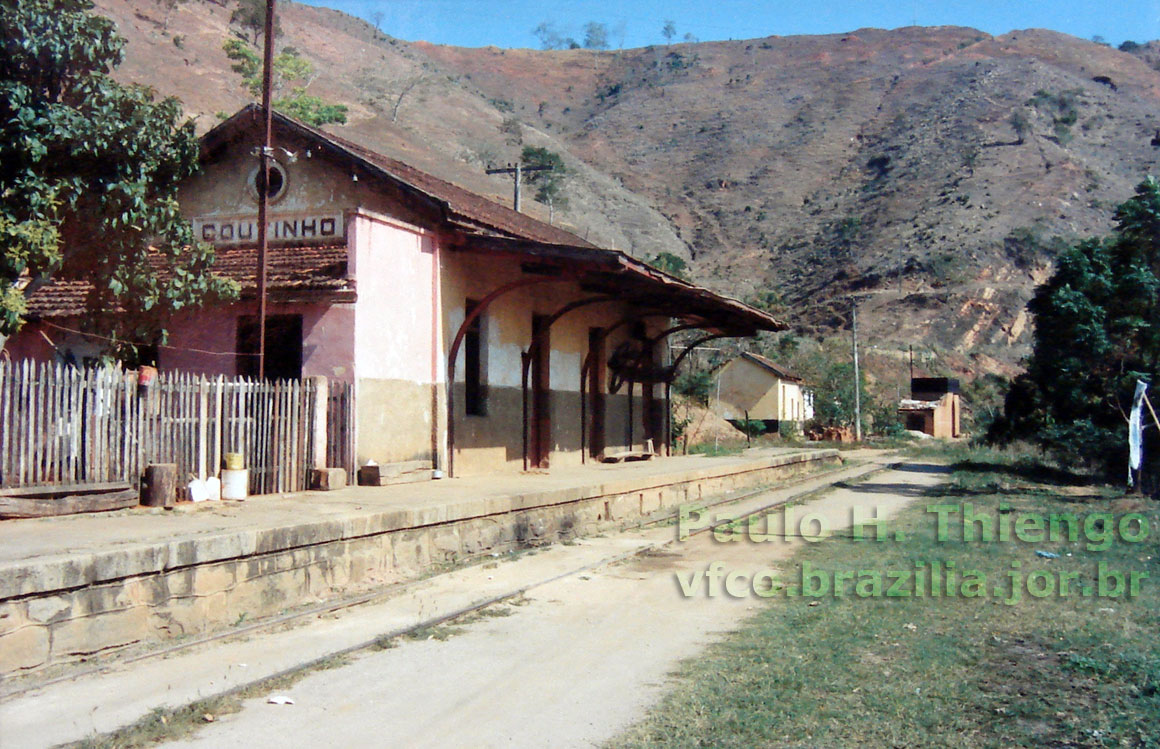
[741,352,803,382]
[201,105,593,248]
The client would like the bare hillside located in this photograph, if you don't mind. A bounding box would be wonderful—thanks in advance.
[93,1,1160,372]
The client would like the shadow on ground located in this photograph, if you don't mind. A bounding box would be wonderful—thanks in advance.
[834,463,950,498]
[892,463,952,475]
[949,460,1090,487]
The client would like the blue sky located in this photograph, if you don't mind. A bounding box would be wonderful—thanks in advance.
[298,0,1160,50]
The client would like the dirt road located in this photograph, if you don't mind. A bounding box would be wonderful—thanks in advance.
[166,463,947,748]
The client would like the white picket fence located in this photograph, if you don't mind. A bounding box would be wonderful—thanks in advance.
[0,360,354,495]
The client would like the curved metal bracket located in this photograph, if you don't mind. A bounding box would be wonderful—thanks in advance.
[446,275,572,477]
[519,295,620,471]
[577,313,712,461]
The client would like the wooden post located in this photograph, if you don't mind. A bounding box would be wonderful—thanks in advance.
[141,463,177,508]
[852,300,862,442]
[310,375,328,469]
[198,376,209,482]
[212,375,224,475]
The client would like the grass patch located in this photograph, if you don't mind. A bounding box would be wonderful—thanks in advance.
[74,696,239,748]
[73,595,526,746]
[610,448,1159,747]
[71,654,352,748]
[394,601,521,645]
[403,624,464,641]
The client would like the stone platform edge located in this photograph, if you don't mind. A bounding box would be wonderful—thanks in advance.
[0,450,836,602]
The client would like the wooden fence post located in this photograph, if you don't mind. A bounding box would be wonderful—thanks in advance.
[310,376,328,470]
[307,375,346,490]
[198,376,208,482]
[0,365,345,496]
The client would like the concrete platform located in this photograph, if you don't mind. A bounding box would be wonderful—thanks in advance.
[0,447,840,677]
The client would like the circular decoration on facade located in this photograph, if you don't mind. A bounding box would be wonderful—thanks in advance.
[247,160,288,203]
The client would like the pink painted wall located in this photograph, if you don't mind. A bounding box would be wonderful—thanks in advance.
[2,322,57,363]
[162,302,355,381]
[351,213,439,385]
[2,302,355,382]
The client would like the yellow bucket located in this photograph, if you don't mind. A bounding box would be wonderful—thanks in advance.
[223,453,245,471]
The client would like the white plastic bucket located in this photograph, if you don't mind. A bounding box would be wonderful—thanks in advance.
[221,468,249,500]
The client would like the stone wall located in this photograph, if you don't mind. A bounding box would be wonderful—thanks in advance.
[0,451,838,676]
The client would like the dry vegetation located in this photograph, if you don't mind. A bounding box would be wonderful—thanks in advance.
[96,1,1160,375]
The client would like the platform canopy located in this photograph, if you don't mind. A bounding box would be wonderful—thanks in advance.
[448,235,786,337]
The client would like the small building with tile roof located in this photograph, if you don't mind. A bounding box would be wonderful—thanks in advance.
[714,352,813,434]
[899,377,961,439]
[3,106,784,477]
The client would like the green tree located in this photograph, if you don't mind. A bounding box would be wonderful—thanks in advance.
[519,146,568,209]
[745,289,786,318]
[644,252,689,279]
[962,373,1009,436]
[662,20,676,44]
[806,358,865,429]
[991,177,1160,474]
[222,39,347,126]
[532,21,563,50]
[673,368,713,405]
[0,0,236,350]
[786,343,870,432]
[583,22,609,50]
[229,0,279,45]
[1010,108,1030,145]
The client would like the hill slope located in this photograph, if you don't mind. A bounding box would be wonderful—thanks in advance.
[93,1,1160,373]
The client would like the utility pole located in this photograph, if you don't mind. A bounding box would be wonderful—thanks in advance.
[852,299,862,442]
[255,0,276,380]
[486,163,554,213]
[898,244,904,295]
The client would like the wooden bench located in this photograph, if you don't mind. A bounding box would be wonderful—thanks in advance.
[600,451,655,464]
[0,481,137,519]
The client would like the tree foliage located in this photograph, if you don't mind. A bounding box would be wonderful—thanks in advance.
[645,252,688,279]
[519,146,568,209]
[583,22,609,50]
[673,368,713,405]
[531,22,578,51]
[222,39,347,127]
[1009,108,1030,145]
[0,0,236,349]
[799,356,865,430]
[745,289,787,318]
[229,0,280,45]
[662,20,676,44]
[990,177,1160,474]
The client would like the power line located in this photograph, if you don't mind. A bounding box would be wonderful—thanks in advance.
[39,321,245,358]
